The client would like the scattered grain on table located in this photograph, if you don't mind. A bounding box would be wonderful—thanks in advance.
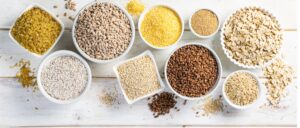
[263,58,294,105]
[223,7,282,66]
[117,55,161,101]
[11,59,37,89]
[193,96,223,117]
[126,0,145,16]
[148,92,177,118]
[65,0,77,11]
[99,87,118,107]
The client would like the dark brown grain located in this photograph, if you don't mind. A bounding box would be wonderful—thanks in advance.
[167,45,218,97]
[148,92,177,118]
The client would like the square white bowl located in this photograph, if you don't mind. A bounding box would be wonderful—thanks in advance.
[113,50,165,104]
[9,4,64,58]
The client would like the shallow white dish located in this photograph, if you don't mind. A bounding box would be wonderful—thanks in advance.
[189,8,220,39]
[220,6,282,69]
[138,5,184,50]
[164,43,222,100]
[222,70,263,110]
[72,1,135,64]
[9,4,64,58]
[113,50,165,104]
[37,50,92,104]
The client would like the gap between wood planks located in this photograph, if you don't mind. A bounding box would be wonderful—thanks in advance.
[21,124,297,127]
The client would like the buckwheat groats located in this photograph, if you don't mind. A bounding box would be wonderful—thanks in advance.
[75,2,132,60]
[166,45,219,97]
[222,7,282,66]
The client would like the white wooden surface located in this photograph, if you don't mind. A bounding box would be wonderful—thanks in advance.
[0,0,297,127]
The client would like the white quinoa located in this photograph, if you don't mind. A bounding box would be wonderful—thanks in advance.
[41,56,88,100]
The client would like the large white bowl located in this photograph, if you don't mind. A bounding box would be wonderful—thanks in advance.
[138,5,184,50]
[72,1,135,63]
[189,8,220,39]
[113,50,165,104]
[164,43,223,100]
[220,6,282,69]
[9,4,64,58]
[37,50,92,104]
[222,70,263,110]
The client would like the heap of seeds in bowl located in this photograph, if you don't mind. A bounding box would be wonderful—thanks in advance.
[117,55,161,101]
[191,9,219,36]
[140,6,182,48]
[167,45,219,97]
[11,7,62,55]
[225,72,259,106]
[222,7,282,66]
[75,2,132,60]
[41,56,88,100]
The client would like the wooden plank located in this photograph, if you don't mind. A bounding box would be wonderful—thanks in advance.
[0,77,296,126]
[0,30,297,77]
[0,0,297,29]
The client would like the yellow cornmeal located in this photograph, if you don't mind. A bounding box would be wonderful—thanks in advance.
[11,7,61,55]
[126,0,145,16]
[140,6,182,48]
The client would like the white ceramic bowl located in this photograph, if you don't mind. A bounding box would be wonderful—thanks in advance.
[113,50,165,104]
[72,1,135,64]
[189,8,220,38]
[164,43,222,100]
[37,50,92,104]
[222,70,263,110]
[9,4,64,58]
[220,6,282,69]
[138,5,184,50]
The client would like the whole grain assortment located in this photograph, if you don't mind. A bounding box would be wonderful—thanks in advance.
[11,7,62,55]
[40,56,88,100]
[166,44,219,98]
[224,72,259,106]
[6,1,296,119]
[222,7,282,67]
[140,6,182,48]
[74,2,133,60]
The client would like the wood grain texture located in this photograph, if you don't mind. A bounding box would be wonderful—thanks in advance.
[0,0,297,126]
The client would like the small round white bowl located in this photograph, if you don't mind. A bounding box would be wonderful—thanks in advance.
[164,43,222,100]
[189,8,220,39]
[72,1,135,63]
[220,6,282,69]
[9,4,64,58]
[222,70,263,110]
[138,5,184,50]
[37,50,92,104]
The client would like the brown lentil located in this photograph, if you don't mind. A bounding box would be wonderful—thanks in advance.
[148,92,177,118]
[75,2,132,60]
[167,45,219,97]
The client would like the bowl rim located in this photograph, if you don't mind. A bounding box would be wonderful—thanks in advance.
[138,4,184,50]
[164,43,223,100]
[222,70,263,110]
[188,8,220,38]
[113,50,165,104]
[37,50,92,104]
[8,3,65,58]
[220,6,283,69]
[72,1,135,63]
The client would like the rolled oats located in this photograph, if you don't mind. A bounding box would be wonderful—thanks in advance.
[223,7,282,66]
